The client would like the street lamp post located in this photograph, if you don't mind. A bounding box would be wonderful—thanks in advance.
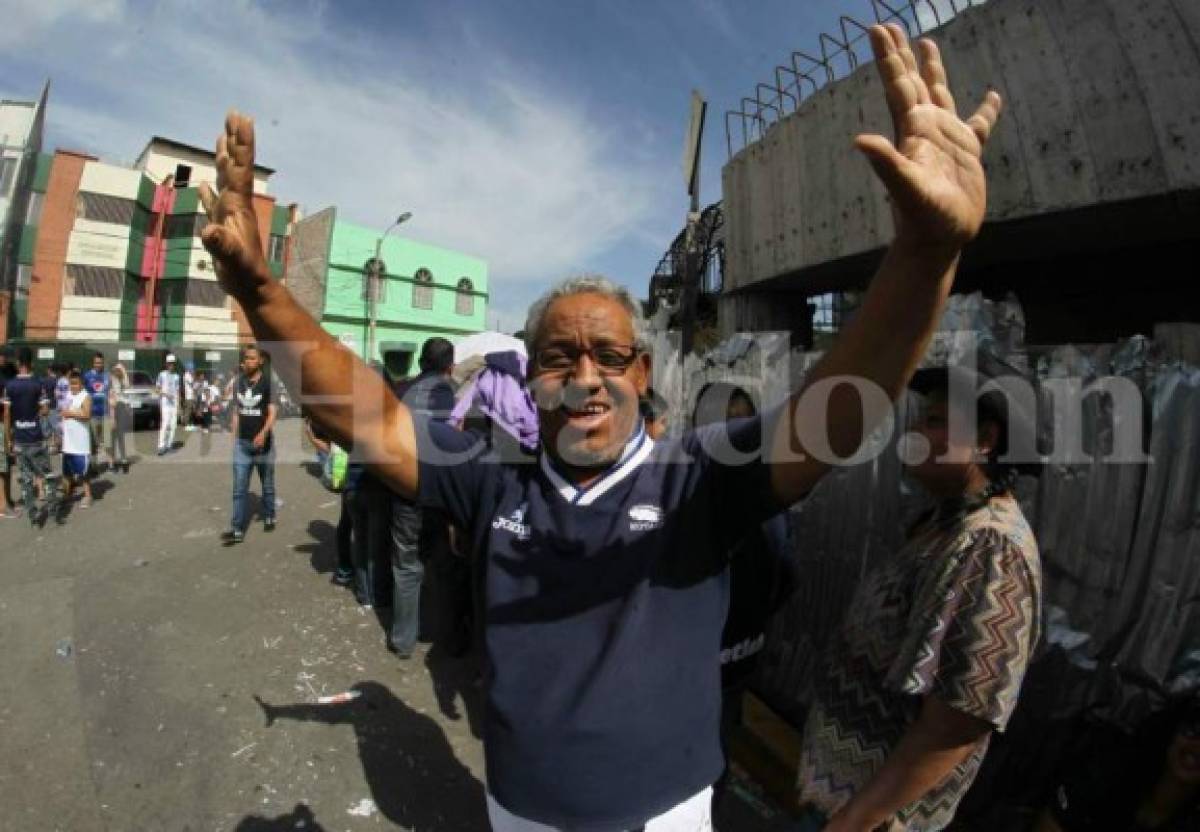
[367,211,412,364]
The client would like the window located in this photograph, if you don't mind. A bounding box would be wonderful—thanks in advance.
[76,192,136,225]
[174,164,192,188]
[184,279,228,307]
[0,157,16,192]
[455,277,474,315]
[268,233,287,263]
[412,268,433,310]
[25,192,43,225]
[64,264,125,299]
[165,213,207,238]
[361,257,387,302]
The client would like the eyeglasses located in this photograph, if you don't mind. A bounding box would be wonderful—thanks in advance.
[533,344,640,377]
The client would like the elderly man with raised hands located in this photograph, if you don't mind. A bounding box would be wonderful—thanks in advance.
[199,24,1002,832]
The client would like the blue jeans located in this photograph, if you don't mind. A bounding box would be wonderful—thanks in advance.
[231,438,275,532]
[347,480,391,606]
[389,496,426,654]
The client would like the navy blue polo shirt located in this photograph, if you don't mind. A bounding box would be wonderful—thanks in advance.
[4,375,49,445]
[415,414,784,829]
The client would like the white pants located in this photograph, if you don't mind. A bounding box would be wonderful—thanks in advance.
[486,787,713,832]
[158,400,177,450]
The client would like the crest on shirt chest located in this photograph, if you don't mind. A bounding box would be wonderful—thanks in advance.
[628,503,663,532]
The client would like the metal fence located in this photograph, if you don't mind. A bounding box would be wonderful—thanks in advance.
[726,0,989,156]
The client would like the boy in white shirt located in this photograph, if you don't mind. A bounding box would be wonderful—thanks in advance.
[61,372,93,510]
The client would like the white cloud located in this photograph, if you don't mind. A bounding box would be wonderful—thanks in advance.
[0,0,125,48]
[10,0,672,293]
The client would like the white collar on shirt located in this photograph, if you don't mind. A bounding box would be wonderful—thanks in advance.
[540,425,654,507]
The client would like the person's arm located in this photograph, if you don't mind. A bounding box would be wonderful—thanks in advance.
[766,25,1002,506]
[824,696,991,832]
[199,113,417,498]
[255,402,277,448]
[305,422,332,456]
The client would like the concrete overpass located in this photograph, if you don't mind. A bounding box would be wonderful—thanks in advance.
[720,0,1200,345]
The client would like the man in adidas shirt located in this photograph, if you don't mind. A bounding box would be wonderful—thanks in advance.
[199,24,1003,831]
[222,344,277,544]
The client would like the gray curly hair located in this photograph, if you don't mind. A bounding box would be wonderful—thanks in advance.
[523,274,648,353]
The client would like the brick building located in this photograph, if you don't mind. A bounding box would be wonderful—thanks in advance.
[8,132,296,374]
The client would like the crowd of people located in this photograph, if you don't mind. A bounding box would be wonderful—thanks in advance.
[6,20,1195,831]
[183,22,1066,831]
[0,345,270,526]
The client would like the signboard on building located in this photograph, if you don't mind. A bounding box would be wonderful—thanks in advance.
[682,90,707,199]
[37,348,54,359]
[118,349,135,361]
[205,351,221,361]
[66,234,127,269]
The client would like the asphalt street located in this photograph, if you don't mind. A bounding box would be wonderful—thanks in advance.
[2,419,487,831]
[1,419,780,831]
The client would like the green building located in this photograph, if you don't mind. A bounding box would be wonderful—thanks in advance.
[289,206,488,377]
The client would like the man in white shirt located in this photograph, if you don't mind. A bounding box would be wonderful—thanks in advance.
[155,354,181,456]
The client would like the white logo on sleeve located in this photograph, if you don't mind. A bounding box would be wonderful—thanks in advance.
[628,504,663,532]
[492,502,531,540]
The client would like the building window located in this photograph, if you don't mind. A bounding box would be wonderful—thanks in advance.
[174,164,192,188]
[412,268,433,310]
[268,233,287,263]
[76,192,136,225]
[184,279,228,307]
[361,258,387,302]
[64,264,125,299]
[25,192,43,225]
[0,157,16,192]
[165,213,207,238]
[455,278,474,316]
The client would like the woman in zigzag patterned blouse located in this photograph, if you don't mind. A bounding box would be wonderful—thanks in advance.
[797,363,1043,832]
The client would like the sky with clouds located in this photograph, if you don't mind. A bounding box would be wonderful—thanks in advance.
[0,0,970,331]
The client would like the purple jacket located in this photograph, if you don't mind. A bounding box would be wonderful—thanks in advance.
[451,351,539,451]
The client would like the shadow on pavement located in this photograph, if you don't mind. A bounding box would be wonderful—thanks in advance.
[234,803,326,831]
[253,681,486,829]
[90,479,115,502]
[294,518,337,576]
[425,644,484,740]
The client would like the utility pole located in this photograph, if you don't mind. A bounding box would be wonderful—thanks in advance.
[366,211,412,363]
[680,90,707,357]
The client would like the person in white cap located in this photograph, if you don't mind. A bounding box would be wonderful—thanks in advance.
[155,354,181,455]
